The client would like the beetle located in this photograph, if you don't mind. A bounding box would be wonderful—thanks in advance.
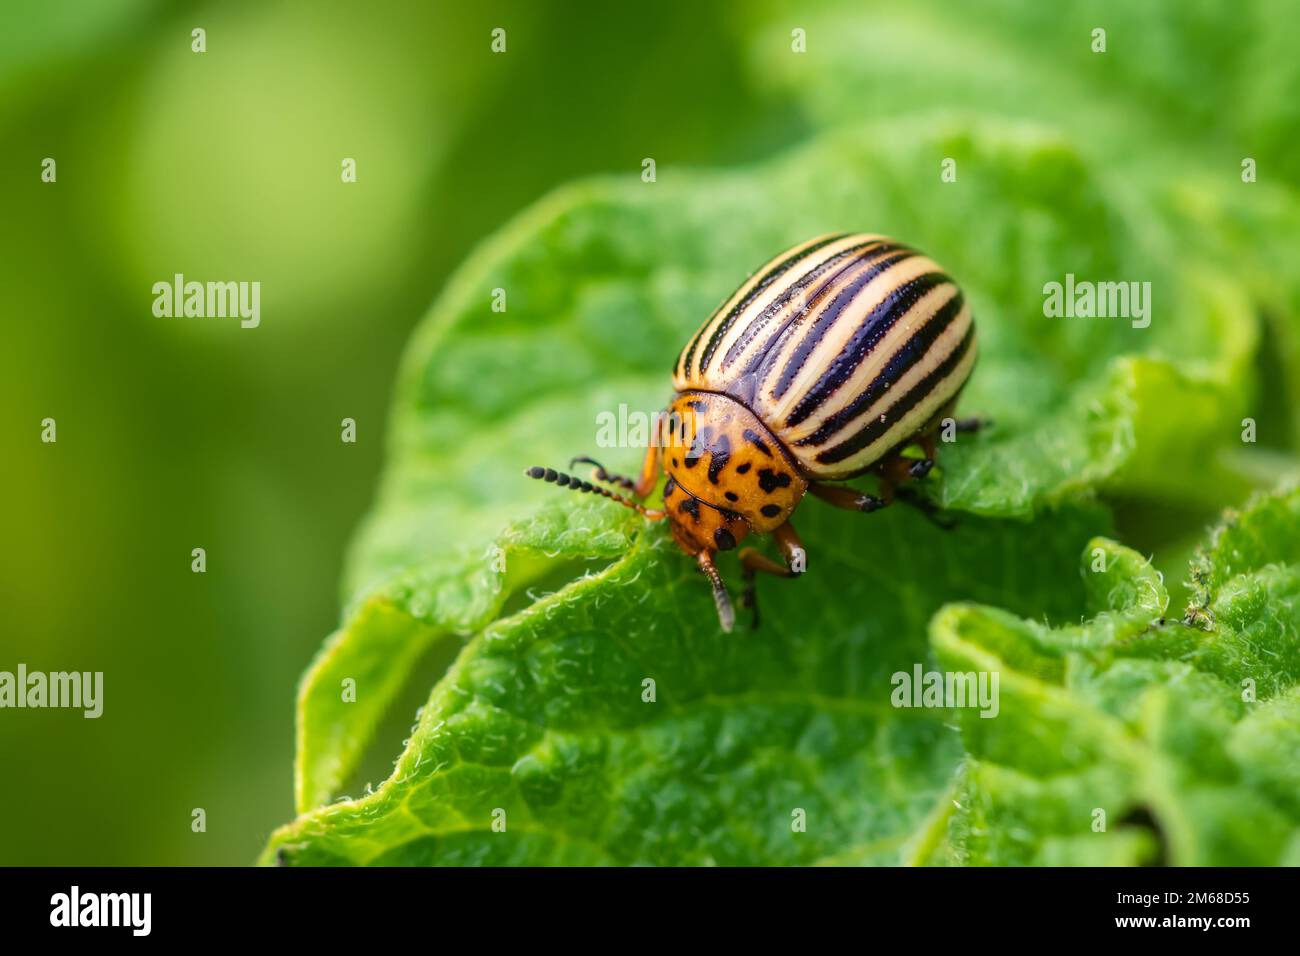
[526,233,983,631]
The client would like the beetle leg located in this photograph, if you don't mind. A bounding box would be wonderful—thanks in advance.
[697,550,735,633]
[876,450,956,529]
[811,457,957,530]
[738,522,805,630]
[914,433,938,478]
[631,442,662,499]
[903,409,993,488]
[809,482,889,513]
[953,416,990,433]
[912,398,992,466]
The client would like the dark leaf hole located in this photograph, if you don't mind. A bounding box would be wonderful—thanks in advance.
[1117,804,1170,866]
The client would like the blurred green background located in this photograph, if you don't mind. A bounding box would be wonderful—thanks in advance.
[0,0,796,866]
[1,0,1296,865]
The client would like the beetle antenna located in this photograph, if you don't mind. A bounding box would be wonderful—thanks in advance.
[697,551,735,633]
[525,466,665,519]
[569,456,637,491]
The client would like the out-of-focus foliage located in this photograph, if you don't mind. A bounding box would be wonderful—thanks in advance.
[4,0,1298,866]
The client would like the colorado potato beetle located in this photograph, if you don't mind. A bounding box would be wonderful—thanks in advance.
[526,233,982,631]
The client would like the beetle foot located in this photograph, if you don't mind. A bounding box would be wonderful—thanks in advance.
[908,458,935,480]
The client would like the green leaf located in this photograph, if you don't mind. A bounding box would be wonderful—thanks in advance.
[266,500,1107,865]
[268,111,1272,859]
[294,504,635,814]
[924,486,1300,865]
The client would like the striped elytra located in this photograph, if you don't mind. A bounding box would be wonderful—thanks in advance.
[526,233,981,632]
[674,233,976,480]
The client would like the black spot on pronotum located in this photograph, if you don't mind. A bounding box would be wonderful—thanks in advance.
[743,429,773,457]
[707,434,732,484]
[724,491,739,502]
[664,476,677,497]
[684,425,712,470]
[685,399,706,411]
[736,463,751,474]
[760,504,781,518]
[680,497,700,520]
[714,528,736,551]
[757,468,792,493]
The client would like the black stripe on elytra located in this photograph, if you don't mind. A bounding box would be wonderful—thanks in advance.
[792,285,964,439]
[720,239,889,373]
[681,234,848,379]
[678,315,712,381]
[769,250,915,403]
[742,246,901,389]
[815,324,976,466]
